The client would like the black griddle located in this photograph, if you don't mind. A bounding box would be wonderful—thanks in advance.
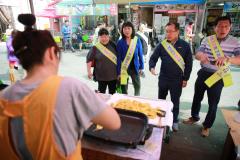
[84,108,153,148]
[0,84,8,91]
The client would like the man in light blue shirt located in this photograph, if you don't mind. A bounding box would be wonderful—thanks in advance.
[61,20,75,52]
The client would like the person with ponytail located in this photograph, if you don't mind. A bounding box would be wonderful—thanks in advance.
[6,29,19,83]
[0,14,120,160]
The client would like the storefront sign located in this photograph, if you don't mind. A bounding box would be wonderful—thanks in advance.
[161,16,169,27]
[178,16,186,27]
[224,2,240,12]
[56,3,117,15]
[110,4,118,16]
[154,14,162,28]
[154,4,196,12]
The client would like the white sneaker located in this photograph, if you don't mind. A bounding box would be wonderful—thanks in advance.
[172,123,179,132]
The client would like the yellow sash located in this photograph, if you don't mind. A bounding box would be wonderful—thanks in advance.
[95,42,117,65]
[121,36,138,85]
[161,40,185,72]
[205,35,233,88]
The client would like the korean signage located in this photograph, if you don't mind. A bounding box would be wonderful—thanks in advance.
[178,16,186,27]
[110,4,118,16]
[56,4,118,16]
[224,2,240,12]
[154,4,196,12]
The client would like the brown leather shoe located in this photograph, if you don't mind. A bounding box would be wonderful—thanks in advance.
[201,127,210,137]
[183,117,200,125]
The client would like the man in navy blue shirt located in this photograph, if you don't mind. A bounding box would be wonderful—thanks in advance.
[149,22,193,131]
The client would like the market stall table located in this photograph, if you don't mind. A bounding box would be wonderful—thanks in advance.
[82,94,173,160]
[82,128,163,160]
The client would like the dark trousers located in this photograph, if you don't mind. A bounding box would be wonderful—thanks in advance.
[158,78,182,123]
[63,38,75,52]
[191,69,223,128]
[121,69,141,96]
[98,80,117,94]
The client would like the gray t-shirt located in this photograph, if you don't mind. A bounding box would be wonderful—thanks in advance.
[0,77,107,156]
[86,42,118,81]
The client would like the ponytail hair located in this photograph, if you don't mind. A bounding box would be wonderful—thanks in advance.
[13,14,60,71]
[18,13,36,31]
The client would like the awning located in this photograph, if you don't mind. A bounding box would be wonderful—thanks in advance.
[208,0,239,2]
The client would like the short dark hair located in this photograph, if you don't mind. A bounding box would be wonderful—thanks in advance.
[165,22,180,31]
[13,14,60,71]
[98,28,109,36]
[121,21,135,39]
[64,20,69,23]
[215,16,231,26]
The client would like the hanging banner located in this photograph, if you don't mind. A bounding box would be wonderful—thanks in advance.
[154,14,162,28]
[161,16,169,27]
[56,4,118,16]
[178,16,186,27]
[224,2,240,12]
[110,4,118,15]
